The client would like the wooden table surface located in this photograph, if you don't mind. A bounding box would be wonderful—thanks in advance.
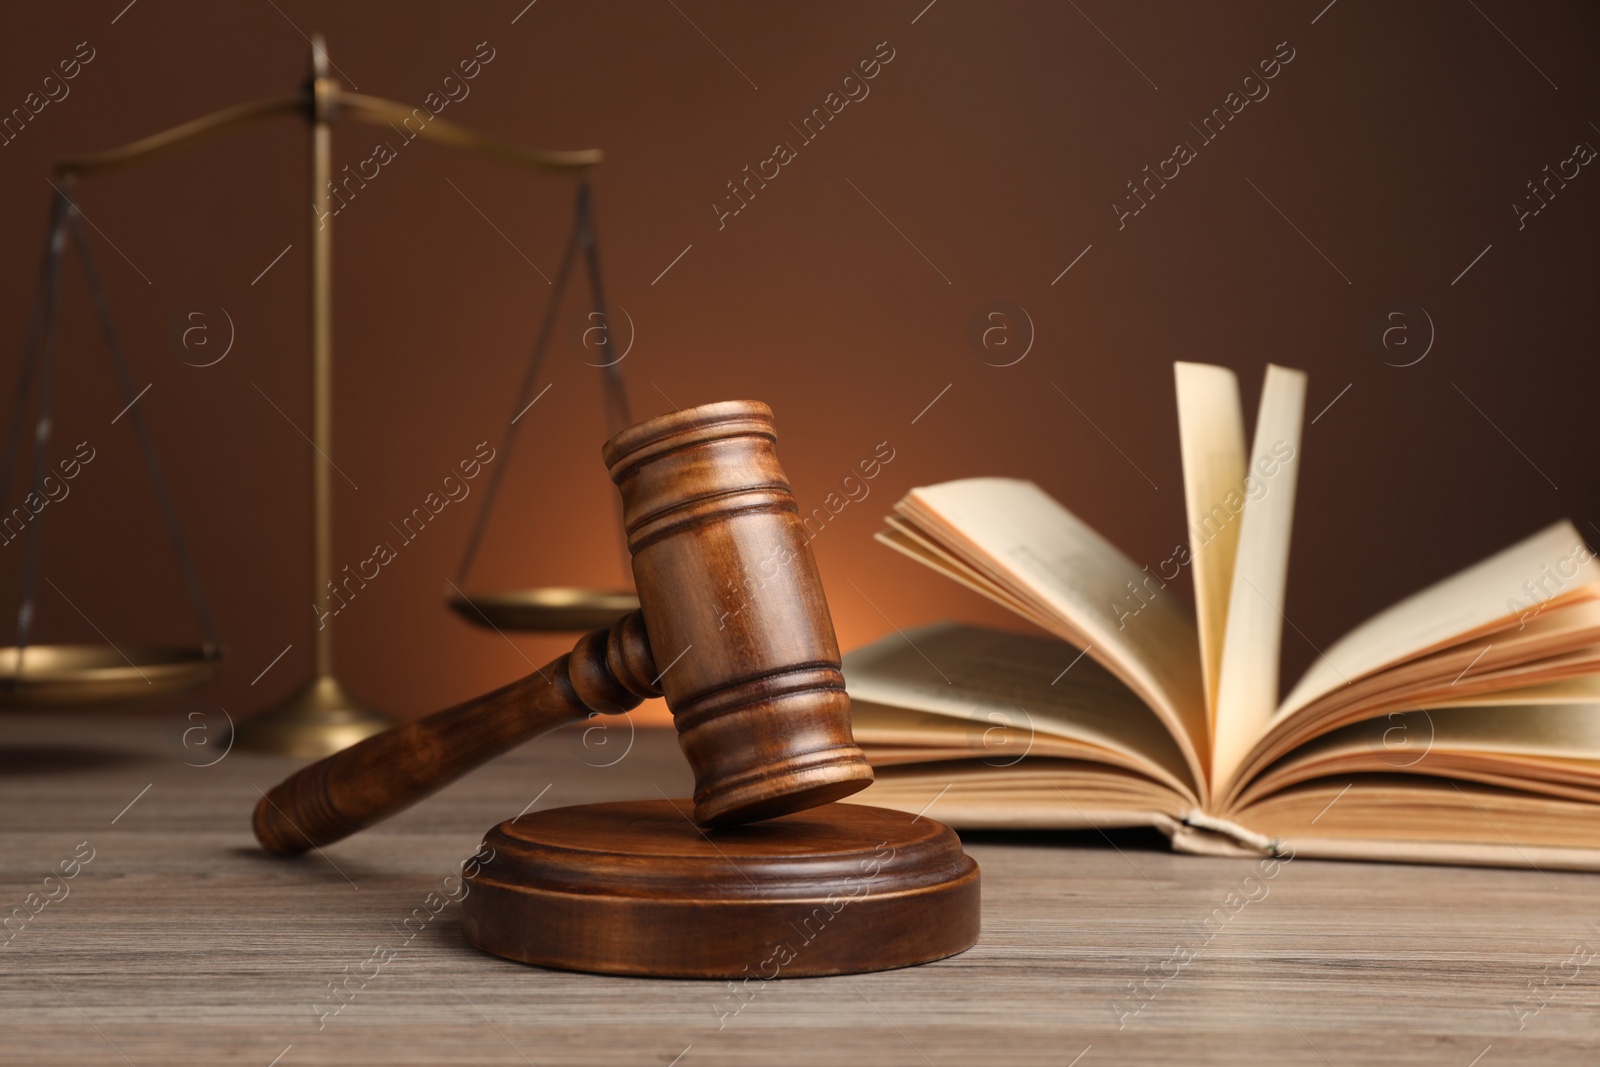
[2,711,1596,1066]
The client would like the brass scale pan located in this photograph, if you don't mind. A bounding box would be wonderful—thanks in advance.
[0,645,220,709]
[448,588,639,634]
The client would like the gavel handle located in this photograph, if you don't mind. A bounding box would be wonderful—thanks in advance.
[253,612,660,856]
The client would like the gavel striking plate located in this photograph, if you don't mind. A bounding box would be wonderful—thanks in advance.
[253,400,980,977]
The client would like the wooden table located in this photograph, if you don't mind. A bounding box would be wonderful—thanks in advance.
[2,712,1595,1065]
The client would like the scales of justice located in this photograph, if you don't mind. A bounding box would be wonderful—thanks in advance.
[4,37,982,978]
[1,37,640,753]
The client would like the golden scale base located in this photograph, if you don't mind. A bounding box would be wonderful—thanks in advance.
[231,675,393,758]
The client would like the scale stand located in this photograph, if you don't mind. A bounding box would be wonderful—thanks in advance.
[51,37,605,755]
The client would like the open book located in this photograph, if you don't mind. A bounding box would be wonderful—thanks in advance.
[844,363,1600,870]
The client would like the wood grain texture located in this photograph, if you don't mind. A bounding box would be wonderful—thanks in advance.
[461,798,979,977]
[3,713,1598,1066]
[253,400,874,853]
[603,400,874,824]
[251,613,658,854]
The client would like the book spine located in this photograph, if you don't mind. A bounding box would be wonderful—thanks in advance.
[1176,811,1279,856]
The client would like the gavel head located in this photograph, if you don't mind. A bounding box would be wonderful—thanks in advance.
[602,400,873,826]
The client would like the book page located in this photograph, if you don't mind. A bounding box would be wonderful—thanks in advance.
[1413,675,1600,707]
[843,622,1199,800]
[1236,778,1600,864]
[1288,704,1600,769]
[876,521,1071,638]
[1234,702,1600,812]
[1277,520,1598,719]
[1218,595,1600,804]
[1210,365,1307,792]
[894,478,1209,791]
[1174,362,1248,731]
[848,761,1189,832]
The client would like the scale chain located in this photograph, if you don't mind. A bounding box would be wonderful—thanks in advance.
[454,180,633,591]
[63,198,220,649]
[12,190,72,655]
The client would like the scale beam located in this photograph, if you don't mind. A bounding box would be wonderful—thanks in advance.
[54,87,599,178]
[53,95,306,177]
[336,92,601,171]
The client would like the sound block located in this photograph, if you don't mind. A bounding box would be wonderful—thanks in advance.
[461,798,979,978]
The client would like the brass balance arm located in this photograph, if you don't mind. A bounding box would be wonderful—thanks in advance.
[53,94,307,176]
[53,87,601,177]
[336,91,601,171]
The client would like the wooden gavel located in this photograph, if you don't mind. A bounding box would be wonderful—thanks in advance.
[254,400,874,855]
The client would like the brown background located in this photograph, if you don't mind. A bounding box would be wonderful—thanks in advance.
[1,0,1596,726]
